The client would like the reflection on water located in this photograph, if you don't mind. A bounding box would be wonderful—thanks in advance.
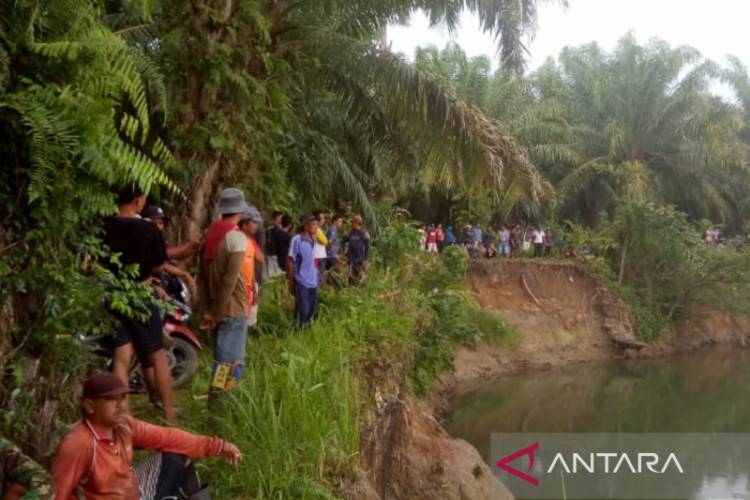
[444,347,750,499]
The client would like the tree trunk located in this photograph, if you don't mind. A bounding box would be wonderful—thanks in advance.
[175,155,223,244]
[618,235,628,284]
[165,0,236,243]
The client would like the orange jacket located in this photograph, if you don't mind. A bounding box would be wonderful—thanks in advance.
[51,417,223,500]
[239,237,256,311]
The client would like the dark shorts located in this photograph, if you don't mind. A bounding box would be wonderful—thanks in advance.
[111,304,163,367]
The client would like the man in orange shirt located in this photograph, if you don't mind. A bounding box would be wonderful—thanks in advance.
[51,373,242,500]
[238,206,262,318]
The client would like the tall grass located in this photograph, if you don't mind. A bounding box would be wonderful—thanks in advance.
[168,225,514,498]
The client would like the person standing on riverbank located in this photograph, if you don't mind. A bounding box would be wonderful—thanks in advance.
[198,188,250,393]
[344,214,371,286]
[472,224,483,248]
[269,214,293,274]
[264,211,284,278]
[142,205,198,294]
[288,214,320,327]
[238,206,263,328]
[482,226,496,258]
[313,210,328,281]
[326,215,343,287]
[426,225,439,254]
[533,227,545,258]
[498,226,511,257]
[103,185,174,421]
[510,224,521,258]
[142,205,201,263]
[436,224,445,251]
[444,225,456,247]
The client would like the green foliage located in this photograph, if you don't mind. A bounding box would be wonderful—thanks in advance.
[579,202,750,340]
[549,36,749,227]
[132,230,514,497]
[171,243,438,497]
[413,35,750,230]
[0,0,175,458]
[408,245,516,395]
[418,245,468,291]
[605,280,668,342]
[373,218,421,271]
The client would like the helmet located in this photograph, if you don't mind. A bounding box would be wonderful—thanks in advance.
[142,205,168,221]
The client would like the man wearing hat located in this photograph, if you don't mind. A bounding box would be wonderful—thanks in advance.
[238,206,264,328]
[343,214,371,286]
[142,205,201,262]
[287,213,320,327]
[51,372,242,499]
[198,188,250,392]
[142,205,198,294]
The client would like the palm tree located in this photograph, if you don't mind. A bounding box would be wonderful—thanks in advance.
[552,35,749,226]
[720,57,750,224]
[105,0,554,237]
[412,43,576,219]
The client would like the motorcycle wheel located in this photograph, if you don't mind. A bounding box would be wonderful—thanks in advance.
[167,336,199,390]
[128,337,199,392]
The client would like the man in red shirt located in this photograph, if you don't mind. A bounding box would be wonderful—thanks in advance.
[436,224,445,251]
[426,225,439,254]
[51,373,242,499]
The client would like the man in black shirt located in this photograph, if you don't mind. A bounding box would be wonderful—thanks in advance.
[344,214,371,286]
[102,185,175,421]
[263,211,283,277]
[269,214,293,274]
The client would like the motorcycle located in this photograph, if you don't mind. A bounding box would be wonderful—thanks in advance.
[78,277,202,392]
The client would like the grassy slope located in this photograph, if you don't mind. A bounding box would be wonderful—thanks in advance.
[136,242,516,499]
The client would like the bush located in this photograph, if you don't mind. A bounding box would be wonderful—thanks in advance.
[408,248,516,395]
[581,201,750,340]
[166,233,516,496]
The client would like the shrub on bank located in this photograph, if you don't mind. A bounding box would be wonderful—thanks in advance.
[167,222,515,498]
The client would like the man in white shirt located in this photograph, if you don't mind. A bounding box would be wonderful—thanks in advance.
[533,227,545,258]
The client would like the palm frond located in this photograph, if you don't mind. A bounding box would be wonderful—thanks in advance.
[302,29,540,204]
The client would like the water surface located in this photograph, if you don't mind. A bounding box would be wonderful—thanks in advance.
[445,347,750,499]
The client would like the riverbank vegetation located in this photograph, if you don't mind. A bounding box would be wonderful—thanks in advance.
[140,223,516,498]
[411,37,750,340]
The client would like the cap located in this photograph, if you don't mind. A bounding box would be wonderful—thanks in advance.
[142,205,168,220]
[82,372,132,399]
[217,188,250,215]
[300,213,316,226]
[242,205,263,223]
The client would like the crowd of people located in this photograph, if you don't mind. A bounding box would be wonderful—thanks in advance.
[418,223,570,259]
[6,192,742,499]
[1,186,373,500]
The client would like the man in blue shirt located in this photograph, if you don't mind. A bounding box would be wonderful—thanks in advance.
[325,215,343,287]
[287,213,320,327]
[326,215,343,264]
[472,224,483,246]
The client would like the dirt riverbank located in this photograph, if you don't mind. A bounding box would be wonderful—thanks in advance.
[353,259,750,500]
[427,259,750,417]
